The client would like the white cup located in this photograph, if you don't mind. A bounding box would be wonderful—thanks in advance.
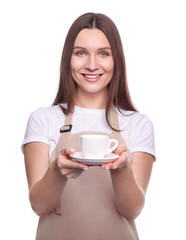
[80,134,118,158]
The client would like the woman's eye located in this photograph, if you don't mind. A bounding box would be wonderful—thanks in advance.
[100,52,109,56]
[76,51,86,56]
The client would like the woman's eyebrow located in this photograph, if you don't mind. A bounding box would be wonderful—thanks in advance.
[98,47,112,50]
[73,46,86,50]
[73,46,111,50]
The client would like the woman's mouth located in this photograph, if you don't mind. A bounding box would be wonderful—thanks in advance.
[82,74,103,82]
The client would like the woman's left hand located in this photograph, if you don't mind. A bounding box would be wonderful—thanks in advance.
[101,143,131,170]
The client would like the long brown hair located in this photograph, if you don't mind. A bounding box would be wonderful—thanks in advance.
[53,12,137,130]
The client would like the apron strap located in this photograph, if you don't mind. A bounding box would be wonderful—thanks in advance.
[64,112,73,125]
[110,105,120,132]
[58,111,73,134]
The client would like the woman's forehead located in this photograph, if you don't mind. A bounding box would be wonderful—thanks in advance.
[74,28,111,49]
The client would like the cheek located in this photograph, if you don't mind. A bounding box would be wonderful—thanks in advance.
[70,59,82,82]
[102,60,114,73]
[70,58,76,73]
[70,57,84,72]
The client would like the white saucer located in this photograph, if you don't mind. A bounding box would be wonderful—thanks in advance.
[70,152,119,166]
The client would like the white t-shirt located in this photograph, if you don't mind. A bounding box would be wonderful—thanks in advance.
[22,105,155,160]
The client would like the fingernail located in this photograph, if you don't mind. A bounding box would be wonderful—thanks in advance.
[113,166,118,170]
[106,167,110,170]
[70,148,75,153]
[118,148,122,154]
[83,168,88,171]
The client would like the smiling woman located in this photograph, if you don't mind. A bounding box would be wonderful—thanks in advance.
[71,28,114,107]
[53,13,137,129]
[22,12,155,240]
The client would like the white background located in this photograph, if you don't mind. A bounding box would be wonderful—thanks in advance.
[0,0,186,239]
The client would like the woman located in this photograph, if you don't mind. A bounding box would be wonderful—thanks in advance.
[22,13,155,240]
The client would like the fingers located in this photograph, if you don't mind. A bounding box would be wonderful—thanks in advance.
[58,149,88,170]
[112,151,129,168]
[57,147,88,179]
[114,143,128,155]
[60,147,76,156]
[101,153,127,170]
[101,143,130,170]
[57,155,88,170]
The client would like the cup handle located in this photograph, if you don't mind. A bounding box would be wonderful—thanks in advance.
[106,139,118,154]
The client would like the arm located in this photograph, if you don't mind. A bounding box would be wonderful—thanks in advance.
[102,147,154,221]
[111,151,153,221]
[24,142,88,216]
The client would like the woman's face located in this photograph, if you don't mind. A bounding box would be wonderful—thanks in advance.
[70,28,114,97]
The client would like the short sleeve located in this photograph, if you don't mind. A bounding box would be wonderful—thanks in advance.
[21,108,49,153]
[129,115,156,159]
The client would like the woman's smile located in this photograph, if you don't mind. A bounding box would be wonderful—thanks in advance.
[81,73,103,82]
[70,28,114,97]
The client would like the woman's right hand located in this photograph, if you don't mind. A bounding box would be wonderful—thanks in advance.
[56,147,89,179]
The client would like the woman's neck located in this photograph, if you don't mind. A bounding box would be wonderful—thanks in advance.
[75,89,108,109]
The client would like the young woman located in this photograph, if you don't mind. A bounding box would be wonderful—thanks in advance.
[22,12,155,240]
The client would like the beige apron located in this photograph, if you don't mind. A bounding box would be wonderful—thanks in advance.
[36,106,139,240]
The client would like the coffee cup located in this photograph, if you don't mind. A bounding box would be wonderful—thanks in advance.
[80,134,118,158]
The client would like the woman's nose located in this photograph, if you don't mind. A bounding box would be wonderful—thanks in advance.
[85,55,99,71]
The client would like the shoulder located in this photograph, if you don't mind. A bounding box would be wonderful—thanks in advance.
[22,105,65,150]
[117,109,155,158]
[26,105,66,134]
[29,105,65,122]
[117,108,154,131]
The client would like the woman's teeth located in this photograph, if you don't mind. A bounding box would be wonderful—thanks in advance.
[84,74,101,79]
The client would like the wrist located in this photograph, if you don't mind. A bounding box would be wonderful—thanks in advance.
[49,158,58,171]
[111,159,131,174]
[49,159,67,181]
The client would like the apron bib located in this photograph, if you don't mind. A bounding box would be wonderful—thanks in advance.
[36,106,139,240]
